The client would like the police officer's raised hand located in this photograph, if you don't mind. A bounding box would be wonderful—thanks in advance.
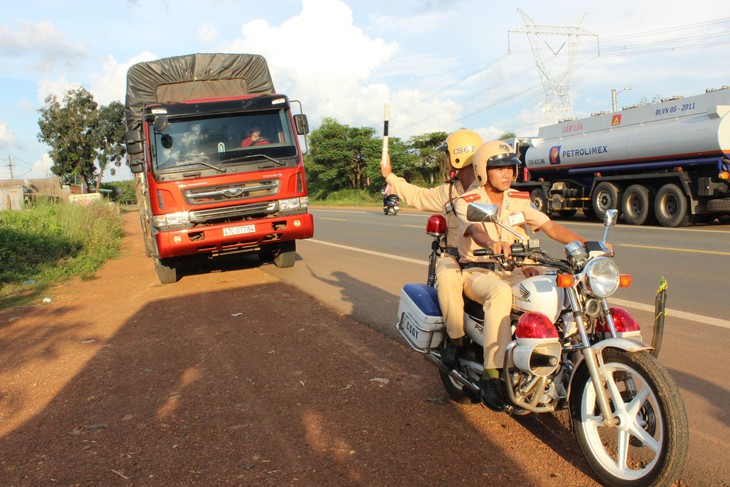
[380,152,392,178]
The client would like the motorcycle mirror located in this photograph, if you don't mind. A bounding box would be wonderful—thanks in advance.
[602,209,618,241]
[604,209,618,227]
[467,202,527,244]
[466,202,499,223]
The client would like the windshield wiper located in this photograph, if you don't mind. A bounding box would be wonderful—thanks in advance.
[222,153,285,166]
[159,158,226,173]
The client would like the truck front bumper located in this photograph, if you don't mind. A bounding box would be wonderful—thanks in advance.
[154,212,314,259]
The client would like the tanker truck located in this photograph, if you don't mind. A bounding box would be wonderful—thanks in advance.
[511,86,730,227]
[124,53,314,283]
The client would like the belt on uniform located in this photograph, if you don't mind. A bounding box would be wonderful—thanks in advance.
[445,246,459,257]
[461,262,496,271]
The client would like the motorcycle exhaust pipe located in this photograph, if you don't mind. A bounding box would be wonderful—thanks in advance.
[424,352,480,393]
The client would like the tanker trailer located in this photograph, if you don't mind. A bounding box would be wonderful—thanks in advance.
[512,86,730,227]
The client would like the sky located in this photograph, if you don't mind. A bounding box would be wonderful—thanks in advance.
[1,0,729,182]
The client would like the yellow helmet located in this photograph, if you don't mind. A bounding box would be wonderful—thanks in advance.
[473,140,520,185]
[438,129,483,169]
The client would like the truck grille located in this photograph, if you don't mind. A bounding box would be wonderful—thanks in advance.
[189,201,277,223]
[183,179,279,205]
[183,179,280,224]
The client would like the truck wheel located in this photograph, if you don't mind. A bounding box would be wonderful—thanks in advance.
[621,184,654,225]
[140,213,152,257]
[592,182,621,220]
[274,241,296,268]
[155,258,178,284]
[707,198,730,213]
[258,246,276,263]
[654,184,689,227]
[530,188,549,215]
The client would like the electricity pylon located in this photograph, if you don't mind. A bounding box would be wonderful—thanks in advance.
[509,9,597,124]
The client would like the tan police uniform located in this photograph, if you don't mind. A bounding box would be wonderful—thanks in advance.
[454,187,550,369]
[386,173,479,339]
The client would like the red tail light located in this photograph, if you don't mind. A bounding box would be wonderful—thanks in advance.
[426,214,447,237]
[516,312,558,339]
[597,307,640,333]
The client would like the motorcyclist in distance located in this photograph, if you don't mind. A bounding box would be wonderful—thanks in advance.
[381,129,483,369]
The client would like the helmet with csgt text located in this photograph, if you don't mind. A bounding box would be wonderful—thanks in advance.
[437,129,483,169]
[473,140,520,185]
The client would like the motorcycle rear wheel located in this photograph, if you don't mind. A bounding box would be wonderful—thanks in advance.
[570,349,688,487]
[438,369,479,405]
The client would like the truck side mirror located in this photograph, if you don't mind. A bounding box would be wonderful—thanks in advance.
[125,129,144,156]
[293,114,309,135]
[129,160,145,174]
[153,114,169,133]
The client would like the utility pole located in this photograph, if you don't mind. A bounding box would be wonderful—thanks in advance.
[8,155,14,180]
[611,86,632,112]
[509,9,598,124]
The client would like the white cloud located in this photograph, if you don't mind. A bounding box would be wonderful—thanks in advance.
[0,121,17,148]
[31,153,53,177]
[0,20,88,72]
[197,22,219,44]
[36,77,78,104]
[89,51,157,105]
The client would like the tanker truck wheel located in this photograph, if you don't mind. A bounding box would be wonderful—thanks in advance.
[591,182,621,220]
[621,184,655,225]
[654,184,689,227]
[530,188,549,215]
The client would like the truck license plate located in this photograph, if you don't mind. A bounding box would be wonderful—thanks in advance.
[223,224,255,236]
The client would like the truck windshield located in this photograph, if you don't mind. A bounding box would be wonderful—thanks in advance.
[151,110,297,174]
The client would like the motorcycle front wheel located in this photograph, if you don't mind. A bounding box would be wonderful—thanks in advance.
[570,349,688,487]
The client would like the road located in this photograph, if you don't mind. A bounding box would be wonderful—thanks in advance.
[264,207,730,486]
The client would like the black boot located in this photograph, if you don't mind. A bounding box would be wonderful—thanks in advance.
[439,340,462,371]
[479,377,506,412]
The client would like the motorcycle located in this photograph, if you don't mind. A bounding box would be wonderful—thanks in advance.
[383,193,400,215]
[396,204,688,487]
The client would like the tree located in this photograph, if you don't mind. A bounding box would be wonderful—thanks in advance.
[407,131,448,185]
[37,87,127,189]
[94,101,127,191]
[305,118,381,194]
[38,87,99,188]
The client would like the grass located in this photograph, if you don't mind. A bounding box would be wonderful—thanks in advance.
[309,189,385,207]
[0,188,388,309]
[0,199,124,309]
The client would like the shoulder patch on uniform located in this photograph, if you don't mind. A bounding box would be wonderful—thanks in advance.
[462,193,481,203]
[511,191,530,199]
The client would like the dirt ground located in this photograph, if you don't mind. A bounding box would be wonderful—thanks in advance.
[0,211,602,486]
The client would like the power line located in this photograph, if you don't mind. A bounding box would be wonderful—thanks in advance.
[388,16,730,138]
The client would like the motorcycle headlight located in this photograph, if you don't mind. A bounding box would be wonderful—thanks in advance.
[584,257,620,298]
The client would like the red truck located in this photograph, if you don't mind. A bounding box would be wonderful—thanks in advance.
[123,53,314,283]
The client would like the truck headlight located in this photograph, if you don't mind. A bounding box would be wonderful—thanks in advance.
[584,257,620,298]
[153,211,190,228]
[279,197,308,213]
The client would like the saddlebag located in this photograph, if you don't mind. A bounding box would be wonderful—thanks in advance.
[396,283,445,352]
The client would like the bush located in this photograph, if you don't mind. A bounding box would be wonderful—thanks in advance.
[0,199,124,307]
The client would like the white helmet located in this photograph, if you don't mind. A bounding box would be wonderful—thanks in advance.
[473,140,520,185]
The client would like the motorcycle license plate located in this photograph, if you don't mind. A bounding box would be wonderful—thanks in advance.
[223,224,255,236]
